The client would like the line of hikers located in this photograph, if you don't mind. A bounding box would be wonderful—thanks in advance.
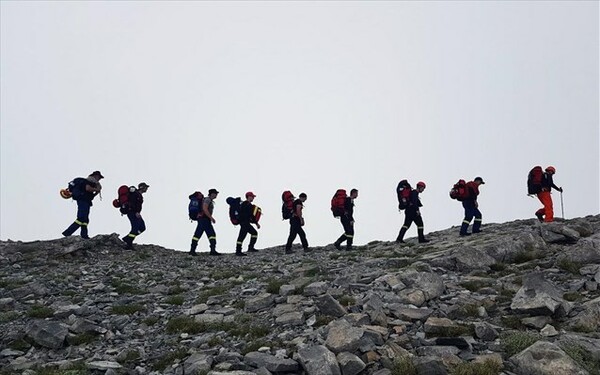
[60,166,563,254]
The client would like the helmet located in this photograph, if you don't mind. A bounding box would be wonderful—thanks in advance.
[60,189,72,199]
[417,181,426,188]
[545,166,556,174]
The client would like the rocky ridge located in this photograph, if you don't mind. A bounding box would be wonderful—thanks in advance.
[1,215,600,375]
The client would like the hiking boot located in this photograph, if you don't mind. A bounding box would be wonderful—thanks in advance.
[247,248,259,253]
[395,239,405,244]
[459,232,471,237]
[418,238,430,243]
[209,250,222,256]
[81,235,90,240]
[189,251,198,256]
[334,243,342,251]
[346,246,353,251]
[284,249,294,254]
[535,213,544,222]
[303,247,312,253]
[235,252,247,257]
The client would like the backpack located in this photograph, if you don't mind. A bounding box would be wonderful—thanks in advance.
[250,205,262,224]
[281,191,295,220]
[188,192,205,221]
[396,180,412,210]
[112,185,136,214]
[67,177,88,201]
[527,166,544,194]
[449,179,469,201]
[226,197,242,225]
[331,189,347,218]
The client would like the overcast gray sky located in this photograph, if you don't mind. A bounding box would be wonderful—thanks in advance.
[1,1,598,253]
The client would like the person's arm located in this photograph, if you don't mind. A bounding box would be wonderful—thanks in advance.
[345,198,354,222]
[548,175,562,192]
[203,200,215,223]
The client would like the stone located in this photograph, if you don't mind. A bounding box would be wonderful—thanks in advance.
[510,340,589,375]
[448,246,496,271]
[187,303,209,315]
[244,293,275,313]
[304,281,329,296]
[275,311,304,326]
[423,317,456,335]
[26,321,68,349]
[87,361,123,370]
[522,316,552,329]
[297,345,341,375]
[568,296,600,332]
[279,285,295,296]
[325,319,365,354]
[184,353,213,375]
[391,306,433,322]
[244,352,299,373]
[510,272,569,316]
[336,352,366,375]
[540,324,559,337]
[412,356,447,375]
[474,322,499,341]
[315,294,347,318]
[195,314,224,324]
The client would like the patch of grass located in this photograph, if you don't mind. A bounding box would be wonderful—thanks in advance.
[111,279,145,295]
[304,267,322,277]
[211,270,238,280]
[314,314,335,327]
[563,292,583,302]
[450,359,502,375]
[489,263,507,272]
[168,285,186,295]
[266,278,286,294]
[120,349,141,363]
[8,339,31,351]
[500,315,525,330]
[166,315,206,334]
[329,253,341,260]
[196,285,229,304]
[151,348,188,371]
[0,311,20,323]
[69,332,97,345]
[571,323,596,333]
[61,290,77,297]
[143,316,160,326]
[458,303,481,318]
[208,335,224,347]
[27,304,54,318]
[233,300,245,309]
[561,343,600,375]
[427,325,473,338]
[111,304,145,315]
[164,295,185,305]
[557,259,582,274]
[0,278,26,290]
[31,361,88,375]
[500,331,540,357]
[336,295,356,307]
[460,280,493,292]
[514,251,542,264]
[391,356,418,375]
[228,323,270,339]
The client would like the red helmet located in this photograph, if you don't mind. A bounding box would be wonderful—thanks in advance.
[417,181,426,188]
[545,166,556,174]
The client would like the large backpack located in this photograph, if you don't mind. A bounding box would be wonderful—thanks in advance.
[449,179,469,201]
[67,177,88,201]
[396,180,412,210]
[226,197,242,225]
[112,185,136,214]
[331,189,347,218]
[250,205,262,224]
[188,192,205,221]
[281,191,295,220]
[527,166,544,194]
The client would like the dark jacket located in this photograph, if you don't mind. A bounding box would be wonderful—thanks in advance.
[344,197,355,221]
[407,190,422,211]
[127,191,144,214]
[465,181,480,202]
[541,173,560,192]
[239,201,253,223]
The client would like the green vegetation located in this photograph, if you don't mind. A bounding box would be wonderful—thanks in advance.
[460,279,493,292]
[196,285,229,304]
[211,269,238,280]
[557,259,582,274]
[427,325,473,338]
[314,314,335,327]
[563,292,583,302]
[561,343,600,375]
[0,311,20,323]
[111,279,146,295]
[29,361,88,375]
[69,332,97,345]
[151,348,188,371]
[570,323,596,333]
[457,303,481,318]
[143,316,160,326]
[391,356,417,375]
[489,263,507,272]
[208,335,224,347]
[165,315,205,334]
[304,267,322,277]
[167,285,186,295]
[111,303,145,315]
[500,331,540,357]
[500,315,525,330]
[337,295,355,307]
[266,278,286,294]
[27,304,55,318]
[166,314,269,339]
[450,359,502,375]
[513,250,543,264]
[164,295,185,305]
[120,349,141,363]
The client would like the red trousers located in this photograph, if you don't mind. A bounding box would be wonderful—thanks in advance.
[536,191,554,222]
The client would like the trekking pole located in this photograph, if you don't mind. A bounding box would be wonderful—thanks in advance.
[560,191,564,219]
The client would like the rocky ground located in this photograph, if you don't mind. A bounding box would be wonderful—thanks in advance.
[1,215,600,375]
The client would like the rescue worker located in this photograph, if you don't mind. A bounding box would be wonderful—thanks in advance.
[122,182,149,250]
[460,177,485,236]
[62,171,104,239]
[189,188,221,256]
[535,166,563,222]
[235,192,261,256]
[396,181,429,243]
[333,188,358,251]
[285,192,310,254]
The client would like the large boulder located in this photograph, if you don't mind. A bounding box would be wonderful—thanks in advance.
[26,321,68,349]
[315,294,347,318]
[297,345,341,375]
[244,352,299,373]
[510,273,570,316]
[510,341,589,375]
[184,353,213,375]
[325,319,365,354]
[244,293,275,313]
[568,296,600,332]
[336,352,366,375]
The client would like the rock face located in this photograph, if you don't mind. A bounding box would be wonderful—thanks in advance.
[1,217,600,374]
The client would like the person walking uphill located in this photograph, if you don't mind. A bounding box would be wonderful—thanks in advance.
[122,182,149,250]
[285,193,310,254]
[396,182,430,243]
[333,189,358,251]
[62,171,104,239]
[535,166,563,222]
[235,192,261,256]
[190,189,221,256]
[460,177,485,236]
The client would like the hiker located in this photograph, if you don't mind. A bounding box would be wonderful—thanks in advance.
[122,182,149,250]
[285,192,310,254]
[535,166,563,222]
[396,181,430,243]
[333,188,358,251]
[62,171,104,239]
[235,192,261,256]
[190,188,221,256]
[460,177,485,236]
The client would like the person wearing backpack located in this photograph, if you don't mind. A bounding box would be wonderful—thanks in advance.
[459,177,485,236]
[535,166,563,222]
[121,182,149,250]
[189,188,221,256]
[62,171,104,239]
[333,189,358,251]
[396,182,430,243]
[285,193,310,254]
[235,192,261,256]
